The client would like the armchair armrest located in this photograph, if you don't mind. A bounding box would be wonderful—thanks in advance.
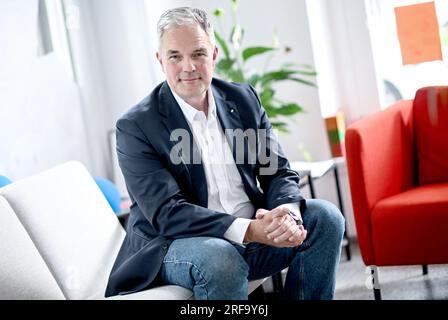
[345,100,415,264]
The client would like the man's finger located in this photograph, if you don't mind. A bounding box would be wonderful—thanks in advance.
[265,214,295,233]
[256,208,269,220]
[271,206,290,219]
[273,224,300,243]
[264,215,288,234]
[266,217,295,240]
[288,228,307,245]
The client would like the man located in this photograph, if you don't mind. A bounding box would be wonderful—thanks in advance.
[105,7,344,300]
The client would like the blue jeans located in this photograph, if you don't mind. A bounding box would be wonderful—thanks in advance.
[158,199,345,300]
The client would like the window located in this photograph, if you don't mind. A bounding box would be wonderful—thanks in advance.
[37,0,76,81]
[366,0,448,107]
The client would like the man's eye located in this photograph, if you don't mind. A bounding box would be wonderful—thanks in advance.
[169,55,180,60]
[193,53,206,58]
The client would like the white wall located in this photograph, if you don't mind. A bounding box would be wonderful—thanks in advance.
[87,0,156,124]
[306,0,382,124]
[0,0,92,180]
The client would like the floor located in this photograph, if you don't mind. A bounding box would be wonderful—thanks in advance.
[259,238,448,300]
[335,239,448,300]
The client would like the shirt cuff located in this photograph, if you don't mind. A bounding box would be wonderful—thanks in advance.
[223,218,252,245]
[278,202,303,225]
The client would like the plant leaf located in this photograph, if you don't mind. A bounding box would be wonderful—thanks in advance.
[260,88,275,106]
[297,63,315,70]
[247,74,260,87]
[271,121,288,132]
[293,70,318,76]
[228,69,245,83]
[231,24,244,49]
[281,63,317,75]
[259,70,317,87]
[275,103,303,116]
[290,77,317,88]
[264,105,279,118]
[242,46,276,62]
[259,70,299,86]
[213,8,225,17]
[214,31,230,60]
[282,62,296,68]
[216,58,235,71]
[231,0,240,13]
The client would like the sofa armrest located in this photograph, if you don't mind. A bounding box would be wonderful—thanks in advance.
[116,211,130,229]
[345,100,415,265]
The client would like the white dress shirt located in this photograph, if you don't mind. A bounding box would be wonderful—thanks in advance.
[171,87,300,244]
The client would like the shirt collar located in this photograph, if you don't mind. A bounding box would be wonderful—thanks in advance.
[170,87,217,124]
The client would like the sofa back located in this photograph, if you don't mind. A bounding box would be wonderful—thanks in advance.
[413,86,448,185]
[0,196,65,299]
[0,161,126,299]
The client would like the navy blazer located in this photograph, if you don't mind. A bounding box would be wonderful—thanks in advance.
[105,78,306,297]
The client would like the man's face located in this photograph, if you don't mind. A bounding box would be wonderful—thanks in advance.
[157,23,218,105]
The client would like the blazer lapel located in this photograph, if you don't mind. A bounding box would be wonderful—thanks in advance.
[213,89,243,136]
[158,82,208,207]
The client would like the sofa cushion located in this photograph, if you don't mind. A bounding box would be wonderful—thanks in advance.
[371,183,448,265]
[413,86,448,185]
[0,195,65,299]
[0,161,126,300]
[103,285,194,300]
[102,279,266,300]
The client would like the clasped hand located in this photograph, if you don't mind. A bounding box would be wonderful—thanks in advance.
[244,206,307,248]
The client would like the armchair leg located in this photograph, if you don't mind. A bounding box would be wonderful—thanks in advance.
[374,288,382,301]
[422,265,428,275]
[370,266,382,301]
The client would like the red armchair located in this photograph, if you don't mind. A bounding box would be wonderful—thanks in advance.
[345,86,448,300]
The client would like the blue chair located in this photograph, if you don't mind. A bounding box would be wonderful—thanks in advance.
[0,175,12,188]
[93,177,121,214]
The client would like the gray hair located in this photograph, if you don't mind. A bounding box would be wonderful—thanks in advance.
[157,7,216,47]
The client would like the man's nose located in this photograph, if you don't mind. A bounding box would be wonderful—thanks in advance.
[181,58,196,72]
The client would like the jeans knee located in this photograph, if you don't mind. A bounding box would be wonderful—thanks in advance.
[313,200,345,241]
[195,238,249,285]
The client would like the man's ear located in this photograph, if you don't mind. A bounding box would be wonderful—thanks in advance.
[212,45,219,68]
[156,52,165,73]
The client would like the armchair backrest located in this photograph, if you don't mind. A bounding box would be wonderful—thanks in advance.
[0,161,126,299]
[413,86,448,185]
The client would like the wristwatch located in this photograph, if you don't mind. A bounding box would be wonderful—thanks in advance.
[288,210,303,225]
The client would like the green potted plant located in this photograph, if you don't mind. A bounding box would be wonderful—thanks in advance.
[213,0,317,133]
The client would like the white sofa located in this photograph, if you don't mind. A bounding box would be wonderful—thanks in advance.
[0,161,265,300]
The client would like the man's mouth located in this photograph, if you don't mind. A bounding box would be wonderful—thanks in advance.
[179,76,201,82]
